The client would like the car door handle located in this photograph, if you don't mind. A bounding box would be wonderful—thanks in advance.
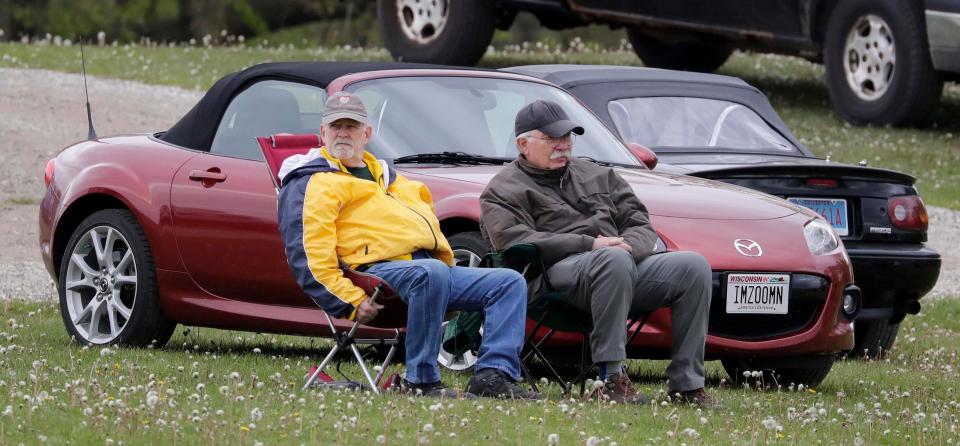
[189,169,227,183]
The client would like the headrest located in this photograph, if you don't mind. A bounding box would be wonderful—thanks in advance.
[272,133,321,149]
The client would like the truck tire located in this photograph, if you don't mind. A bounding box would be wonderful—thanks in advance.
[823,0,943,125]
[851,319,900,359]
[378,0,496,66]
[626,29,733,72]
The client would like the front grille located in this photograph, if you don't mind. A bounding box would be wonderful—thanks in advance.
[707,273,828,341]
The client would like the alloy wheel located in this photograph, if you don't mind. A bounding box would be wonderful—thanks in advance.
[396,0,449,44]
[843,14,896,101]
[64,225,138,344]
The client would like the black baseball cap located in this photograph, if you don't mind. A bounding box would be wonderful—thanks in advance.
[514,100,585,137]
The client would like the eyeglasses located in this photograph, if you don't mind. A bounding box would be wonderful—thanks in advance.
[526,132,577,145]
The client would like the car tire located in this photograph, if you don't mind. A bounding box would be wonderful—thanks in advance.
[823,0,943,126]
[58,209,175,347]
[851,319,900,359]
[721,355,835,388]
[447,231,490,268]
[378,0,497,66]
[626,29,733,72]
[436,231,491,371]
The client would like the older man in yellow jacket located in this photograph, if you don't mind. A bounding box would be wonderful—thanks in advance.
[277,92,537,400]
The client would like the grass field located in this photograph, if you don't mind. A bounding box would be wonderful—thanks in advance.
[1,298,958,444]
[1,42,959,210]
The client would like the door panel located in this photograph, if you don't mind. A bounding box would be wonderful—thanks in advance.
[171,153,309,307]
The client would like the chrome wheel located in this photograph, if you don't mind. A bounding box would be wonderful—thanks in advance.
[396,0,449,44]
[843,14,896,101]
[64,225,137,344]
[453,248,483,268]
[438,320,480,371]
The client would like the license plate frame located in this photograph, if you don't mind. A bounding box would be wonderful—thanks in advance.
[725,273,791,314]
[787,197,849,236]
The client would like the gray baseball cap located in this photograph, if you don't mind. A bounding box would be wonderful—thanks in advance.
[514,100,584,137]
[321,92,368,125]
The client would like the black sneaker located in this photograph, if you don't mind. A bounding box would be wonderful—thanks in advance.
[466,368,540,400]
[397,379,463,398]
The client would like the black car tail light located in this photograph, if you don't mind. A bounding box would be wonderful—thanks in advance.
[44,159,55,187]
[887,195,928,232]
[805,178,838,188]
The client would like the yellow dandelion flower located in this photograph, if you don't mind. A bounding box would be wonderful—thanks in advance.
[240,426,250,432]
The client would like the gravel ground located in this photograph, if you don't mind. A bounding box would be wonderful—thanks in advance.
[0,68,956,301]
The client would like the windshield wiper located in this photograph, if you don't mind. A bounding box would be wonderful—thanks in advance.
[393,151,512,165]
[577,156,616,167]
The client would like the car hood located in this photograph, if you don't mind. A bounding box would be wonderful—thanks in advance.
[401,165,800,220]
[658,152,915,183]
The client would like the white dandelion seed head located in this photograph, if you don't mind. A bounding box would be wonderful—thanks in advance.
[586,436,599,446]
[100,347,112,357]
[422,423,434,432]
[251,407,263,422]
[548,433,559,445]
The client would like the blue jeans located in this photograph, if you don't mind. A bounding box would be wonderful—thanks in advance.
[366,259,527,384]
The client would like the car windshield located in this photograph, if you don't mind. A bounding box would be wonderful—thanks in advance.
[346,76,641,166]
[608,97,799,154]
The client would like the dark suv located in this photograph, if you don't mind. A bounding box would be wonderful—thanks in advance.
[377,0,960,126]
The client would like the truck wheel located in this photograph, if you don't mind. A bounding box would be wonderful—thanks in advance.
[626,29,732,72]
[823,0,942,125]
[851,319,900,359]
[378,0,496,66]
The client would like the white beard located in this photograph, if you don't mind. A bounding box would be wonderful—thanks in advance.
[329,143,354,160]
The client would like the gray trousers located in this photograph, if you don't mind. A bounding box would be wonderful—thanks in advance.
[544,248,712,391]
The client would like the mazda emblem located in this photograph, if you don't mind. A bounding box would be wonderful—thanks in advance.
[733,239,762,257]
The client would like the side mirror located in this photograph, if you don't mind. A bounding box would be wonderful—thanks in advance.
[627,142,658,170]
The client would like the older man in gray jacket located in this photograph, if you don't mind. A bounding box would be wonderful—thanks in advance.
[479,100,715,406]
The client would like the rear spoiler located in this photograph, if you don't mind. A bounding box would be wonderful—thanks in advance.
[691,164,915,184]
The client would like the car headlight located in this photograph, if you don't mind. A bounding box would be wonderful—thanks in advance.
[803,218,841,256]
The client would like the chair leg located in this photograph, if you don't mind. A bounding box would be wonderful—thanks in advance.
[303,343,341,390]
[350,344,380,394]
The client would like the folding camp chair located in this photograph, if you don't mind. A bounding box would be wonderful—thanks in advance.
[492,244,650,396]
[257,133,406,394]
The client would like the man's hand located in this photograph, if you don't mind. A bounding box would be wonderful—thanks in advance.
[355,298,385,325]
[592,235,633,253]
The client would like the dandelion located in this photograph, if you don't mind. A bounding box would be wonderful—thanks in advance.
[229,372,241,381]
[100,347,112,357]
[219,385,229,395]
[2,405,11,416]
[548,433,559,445]
[146,392,159,407]
[251,407,263,422]
[682,428,700,439]
[253,348,261,353]
[586,436,599,446]
[761,417,783,431]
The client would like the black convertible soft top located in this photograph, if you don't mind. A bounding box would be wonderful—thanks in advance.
[504,64,809,156]
[161,61,486,151]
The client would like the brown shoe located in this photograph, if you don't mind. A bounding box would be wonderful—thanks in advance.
[586,373,650,404]
[668,388,719,408]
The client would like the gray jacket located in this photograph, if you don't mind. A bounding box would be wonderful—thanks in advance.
[480,156,658,269]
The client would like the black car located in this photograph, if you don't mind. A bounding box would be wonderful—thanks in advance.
[377,0,960,126]
[505,64,941,358]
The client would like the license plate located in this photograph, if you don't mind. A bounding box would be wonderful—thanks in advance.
[788,197,848,236]
[726,273,790,314]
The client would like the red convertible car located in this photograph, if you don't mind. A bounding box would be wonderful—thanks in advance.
[40,62,859,385]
